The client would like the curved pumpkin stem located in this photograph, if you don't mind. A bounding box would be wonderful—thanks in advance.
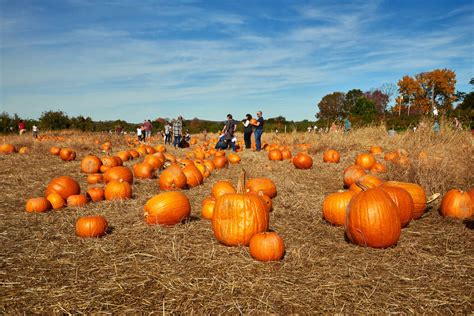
[236,169,246,194]
[427,193,440,204]
[355,181,369,192]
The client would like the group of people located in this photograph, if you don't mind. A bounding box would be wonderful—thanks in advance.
[136,119,153,142]
[215,111,265,152]
[17,120,39,138]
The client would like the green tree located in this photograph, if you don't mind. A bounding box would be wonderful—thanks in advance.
[316,92,346,121]
[39,110,70,130]
[344,89,364,114]
[351,97,377,124]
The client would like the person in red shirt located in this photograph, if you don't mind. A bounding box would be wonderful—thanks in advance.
[18,120,26,135]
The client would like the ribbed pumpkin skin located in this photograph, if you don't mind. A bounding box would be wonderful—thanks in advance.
[144,191,191,225]
[86,187,105,202]
[182,164,204,188]
[245,178,277,199]
[380,186,414,227]
[322,191,355,226]
[343,165,366,187]
[345,188,401,248]
[212,181,236,199]
[323,149,340,163]
[249,232,285,261]
[104,166,134,184]
[45,176,81,200]
[75,216,108,238]
[349,175,383,193]
[80,155,102,173]
[104,180,132,200]
[355,153,376,170]
[133,162,154,179]
[212,193,269,246]
[384,181,426,219]
[25,197,51,213]
[440,189,474,219]
[293,152,313,169]
[144,155,164,170]
[201,197,216,220]
[158,165,187,190]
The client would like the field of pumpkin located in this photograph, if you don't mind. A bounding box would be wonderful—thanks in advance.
[0,125,472,313]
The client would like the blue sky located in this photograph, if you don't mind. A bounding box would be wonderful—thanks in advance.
[1,0,473,122]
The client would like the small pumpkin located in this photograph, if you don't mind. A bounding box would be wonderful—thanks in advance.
[213,156,229,169]
[104,180,132,200]
[245,178,277,199]
[144,191,191,225]
[18,147,29,154]
[116,151,132,162]
[440,189,473,219]
[323,149,340,163]
[45,176,81,200]
[46,192,66,210]
[228,153,241,164]
[293,152,313,169]
[268,149,283,161]
[104,166,134,184]
[280,149,292,160]
[86,187,105,202]
[25,197,51,213]
[201,197,216,220]
[370,162,386,173]
[343,165,366,187]
[75,216,108,238]
[384,151,399,162]
[355,153,376,170]
[144,154,165,170]
[59,148,76,161]
[158,164,187,191]
[249,232,285,261]
[369,146,383,154]
[0,143,16,154]
[87,173,104,184]
[80,155,102,174]
[50,146,61,155]
[67,194,89,207]
[212,181,236,199]
[322,190,356,226]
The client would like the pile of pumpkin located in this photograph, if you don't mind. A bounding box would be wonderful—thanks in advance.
[0,143,29,155]
[322,146,474,248]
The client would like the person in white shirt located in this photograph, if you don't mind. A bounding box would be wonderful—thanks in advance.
[136,127,143,142]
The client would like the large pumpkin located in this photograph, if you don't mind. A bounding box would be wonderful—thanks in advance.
[182,164,204,188]
[440,189,473,219]
[144,191,191,225]
[212,170,269,246]
[322,190,356,226]
[293,152,313,169]
[380,185,414,227]
[158,164,187,190]
[133,162,155,179]
[245,178,277,198]
[383,181,427,219]
[345,187,401,248]
[75,216,108,238]
[80,155,102,173]
[45,176,81,200]
[104,166,134,184]
[249,232,285,261]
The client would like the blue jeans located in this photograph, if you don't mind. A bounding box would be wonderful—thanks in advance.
[174,135,181,148]
[254,129,263,151]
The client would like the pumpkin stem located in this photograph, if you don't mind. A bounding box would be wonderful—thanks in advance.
[355,181,369,192]
[427,193,440,204]
[236,169,246,194]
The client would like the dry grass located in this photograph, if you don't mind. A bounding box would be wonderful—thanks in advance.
[0,126,473,314]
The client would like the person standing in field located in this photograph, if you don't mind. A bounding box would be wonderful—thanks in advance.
[18,120,26,135]
[173,116,183,148]
[344,117,352,133]
[32,124,39,139]
[136,126,143,142]
[164,121,172,145]
[253,111,264,151]
[242,114,253,149]
[142,119,152,142]
[222,114,237,151]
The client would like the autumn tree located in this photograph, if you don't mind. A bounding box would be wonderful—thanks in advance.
[316,92,346,121]
[365,90,389,115]
[344,89,364,114]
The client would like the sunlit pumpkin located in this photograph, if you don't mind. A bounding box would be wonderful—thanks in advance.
[322,190,356,226]
[0,143,16,154]
[383,181,427,220]
[104,166,133,184]
[249,232,285,261]
[268,149,283,161]
[323,149,340,163]
[46,192,66,210]
[87,173,104,184]
[228,153,241,164]
[211,180,236,199]
[104,180,132,200]
[49,146,61,155]
[144,191,191,225]
[116,151,132,162]
[67,194,89,207]
[379,185,414,227]
[355,153,376,170]
[293,152,313,169]
[245,178,277,198]
[370,162,386,173]
[280,149,292,160]
[45,176,81,200]
[75,216,108,238]
[133,162,155,179]
[25,197,51,213]
[213,156,229,169]
[59,148,76,161]
[369,146,383,154]
[201,196,216,220]
[80,155,102,174]
[343,165,366,187]
[182,164,204,188]
[86,187,105,202]
[158,164,187,191]
[440,189,473,219]
[144,154,164,170]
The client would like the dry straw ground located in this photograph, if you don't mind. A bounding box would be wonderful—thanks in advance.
[1,124,473,314]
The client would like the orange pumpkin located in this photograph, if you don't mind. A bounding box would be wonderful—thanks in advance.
[380,185,414,227]
[67,194,89,207]
[370,162,386,173]
[116,151,132,162]
[46,192,66,210]
[245,178,277,198]
[158,164,187,191]
[345,187,401,248]
[0,143,16,154]
[211,181,236,199]
[280,149,292,160]
[201,197,216,220]
[128,149,140,159]
[249,232,285,261]
[268,149,283,161]
[355,153,376,170]
[293,152,313,169]
[87,173,104,184]
[104,180,132,200]
[144,154,164,170]
[212,171,269,246]
[133,162,155,179]
[80,155,102,174]
[384,151,399,162]
[440,189,473,219]
[369,146,383,154]
[349,175,383,193]
[18,147,28,154]
[323,149,340,163]
[182,164,204,188]
[383,181,427,219]
[59,148,76,161]
[213,156,229,169]
[25,197,51,213]
[343,165,366,187]
[86,187,105,202]
[104,166,134,184]
[204,160,216,172]
[228,153,241,164]
[322,190,356,226]
[101,156,122,168]
[45,176,81,200]
[75,216,108,238]
[144,191,191,225]
[50,146,61,155]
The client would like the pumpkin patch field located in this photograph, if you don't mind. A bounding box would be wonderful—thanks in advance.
[0,126,473,313]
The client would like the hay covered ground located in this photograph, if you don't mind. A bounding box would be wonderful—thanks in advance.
[1,125,473,313]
